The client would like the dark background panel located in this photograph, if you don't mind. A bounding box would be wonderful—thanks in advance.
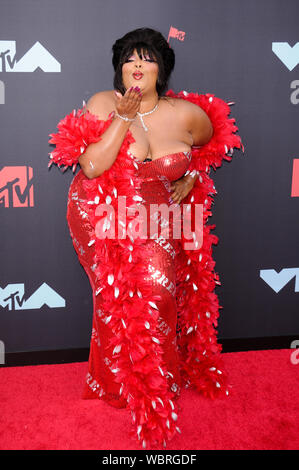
[0,0,298,359]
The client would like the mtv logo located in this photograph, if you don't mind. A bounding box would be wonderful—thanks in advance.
[0,340,4,365]
[272,42,299,71]
[291,159,299,197]
[0,40,61,72]
[168,26,185,43]
[0,282,66,310]
[260,268,299,293]
[0,166,34,208]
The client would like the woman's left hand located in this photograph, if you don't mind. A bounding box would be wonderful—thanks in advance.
[170,176,195,204]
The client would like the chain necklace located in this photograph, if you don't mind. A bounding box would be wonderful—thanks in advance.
[136,101,159,132]
[114,97,159,131]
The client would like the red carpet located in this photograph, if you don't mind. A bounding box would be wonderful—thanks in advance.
[0,349,298,450]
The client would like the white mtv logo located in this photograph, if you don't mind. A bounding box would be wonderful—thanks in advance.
[260,268,299,293]
[0,40,60,72]
[0,282,65,310]
[272,42,299,71]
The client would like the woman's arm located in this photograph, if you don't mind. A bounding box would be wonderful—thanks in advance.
[78,92,133,179]
[185,101,213,146]
[170,101,213,202]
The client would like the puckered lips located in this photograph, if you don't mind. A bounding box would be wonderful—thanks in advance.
[132,72,144,80]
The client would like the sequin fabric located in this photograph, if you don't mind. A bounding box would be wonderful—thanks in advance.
[67,150,192,408]
[49,89,243,449]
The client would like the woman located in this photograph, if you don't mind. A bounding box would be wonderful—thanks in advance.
[48,27,243,449]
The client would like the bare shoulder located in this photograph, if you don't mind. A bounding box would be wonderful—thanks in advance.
[169,96,213,145]
[170,96,209,121]
[84,90,115,120]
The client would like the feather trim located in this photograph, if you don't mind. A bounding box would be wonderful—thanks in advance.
[49,90,243,447]
[48,105,114,173]
[165,89,243,399]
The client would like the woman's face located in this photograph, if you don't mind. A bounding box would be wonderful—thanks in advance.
[121,48,159,94]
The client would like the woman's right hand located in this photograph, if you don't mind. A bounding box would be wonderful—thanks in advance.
[114,86,142,120]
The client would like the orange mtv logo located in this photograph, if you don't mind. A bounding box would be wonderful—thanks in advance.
[0,166,34,207]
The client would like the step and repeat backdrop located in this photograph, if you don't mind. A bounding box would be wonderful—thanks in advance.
[1,0,298,359]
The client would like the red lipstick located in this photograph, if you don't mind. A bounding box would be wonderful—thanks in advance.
[133,72,143,80]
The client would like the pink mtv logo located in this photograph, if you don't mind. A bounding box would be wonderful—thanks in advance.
[291,159,299,197]
[167,26,186,43]
[0,166,34,207]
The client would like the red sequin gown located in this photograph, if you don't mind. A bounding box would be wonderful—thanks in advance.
[49,90,243,449]
[67,150,192,409]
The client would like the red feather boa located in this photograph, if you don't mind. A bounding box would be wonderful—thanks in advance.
[48,90,243,449]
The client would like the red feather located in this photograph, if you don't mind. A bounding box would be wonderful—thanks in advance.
[49,90,243,449]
